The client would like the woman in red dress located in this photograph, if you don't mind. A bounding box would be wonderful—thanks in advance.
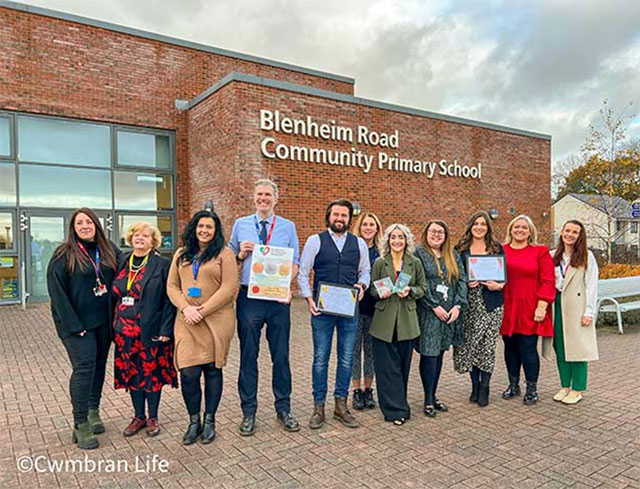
[501,215,555,405]
[112,222,177,437]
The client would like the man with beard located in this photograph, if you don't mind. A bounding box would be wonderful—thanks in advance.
[297,199,371,429]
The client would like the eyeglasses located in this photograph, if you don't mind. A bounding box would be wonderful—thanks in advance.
[427,230,445,236]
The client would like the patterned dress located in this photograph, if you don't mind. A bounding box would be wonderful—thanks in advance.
[112,260,178,392]
[453,286,504,374]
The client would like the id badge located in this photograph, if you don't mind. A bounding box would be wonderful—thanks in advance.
[122,296,135,306]
[436,284,449,296]
[93,282,108,297]
[187,287,202,298]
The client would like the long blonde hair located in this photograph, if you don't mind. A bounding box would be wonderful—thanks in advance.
[352,212,383,252]
[421,220,459,283]
[505,214,539,245]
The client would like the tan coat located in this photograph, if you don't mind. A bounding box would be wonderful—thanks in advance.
[167,247,238,369]
[553,261,599,362]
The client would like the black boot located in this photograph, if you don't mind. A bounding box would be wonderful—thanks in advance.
[363,388,376,409]
[523,381,538,405]
[502,375,521,399]
[201,413,215,444]
[352,389,365,410]
[182,414,201,445]
[477,372,491,407]
[469,374,480,403]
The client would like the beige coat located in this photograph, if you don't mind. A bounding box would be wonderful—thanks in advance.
[552,256,599,362]
[167,247,238,369]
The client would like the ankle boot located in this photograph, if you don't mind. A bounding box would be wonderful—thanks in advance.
[201,413,215,444]
[502,375,521,399]
[182,413,202,445]
[352,389,365,410]
[309,403,325,429]
[363,388,376,409]
[469,377,480,403]
[334,397,359,428]
[477,372,491,407]
[72,421,100,450]
[88,408,105,434]
[523,381,538,405]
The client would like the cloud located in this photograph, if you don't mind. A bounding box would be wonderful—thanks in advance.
[25,0,640,168]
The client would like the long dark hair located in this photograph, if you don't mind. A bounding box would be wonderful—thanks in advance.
[52,207,117,274]
[178,211,225,265]
[455,211,502,254]
[553,219,588,269]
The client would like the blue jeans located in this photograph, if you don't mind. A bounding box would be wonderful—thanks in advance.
[311,313,359,403]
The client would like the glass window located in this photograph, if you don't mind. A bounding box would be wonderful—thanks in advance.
[632,222,638,234]
[0,213,14,250]
[0,256,19,301]
[19,165,111,208]
[118,215,173,249]
[0,163,16,206]
[18,116,110,167]
[0,117,10,156]
[117,131,171,169]
[114,171,173,211]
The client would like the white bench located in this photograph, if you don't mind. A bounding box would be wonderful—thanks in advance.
[594,275,640,334]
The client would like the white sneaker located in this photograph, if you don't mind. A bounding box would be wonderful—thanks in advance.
[561,391,583,405]
[553,388,570,402]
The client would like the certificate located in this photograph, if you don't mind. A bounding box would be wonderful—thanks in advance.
[467,255,506,282]
[248,245,294,301]
[315,282,359,318]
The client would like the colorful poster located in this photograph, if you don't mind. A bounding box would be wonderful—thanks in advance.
[247,245,294,301]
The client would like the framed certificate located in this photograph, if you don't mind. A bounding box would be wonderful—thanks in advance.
[315,282,359,318]
[467,255,506,282]
[248,245,294,301]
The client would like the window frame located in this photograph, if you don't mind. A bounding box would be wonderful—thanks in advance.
[114,126,175,172]
[0,210,16,253]
[115,211,177,252]
[0,113,14,160]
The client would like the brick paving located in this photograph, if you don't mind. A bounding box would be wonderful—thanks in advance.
[0,301,639,489]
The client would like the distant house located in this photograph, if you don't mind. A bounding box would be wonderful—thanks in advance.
[552,193,640,256]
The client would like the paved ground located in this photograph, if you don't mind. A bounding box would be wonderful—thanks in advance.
[0,300,639,489]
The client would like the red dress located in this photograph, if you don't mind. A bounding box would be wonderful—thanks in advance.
[112,264,178,392]
[501,244,555,337]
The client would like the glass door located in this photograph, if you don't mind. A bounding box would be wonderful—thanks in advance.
[0,211,19,304]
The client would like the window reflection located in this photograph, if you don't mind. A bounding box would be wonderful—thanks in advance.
[114,171,173,210]
[0,117,9,156]
[0,213,13,250]
[0,163,16,205]
[117,131,171,169]
[18,116,110,167]
[118,215,173,249]
[20,165,111,208]
[0,256,19,301]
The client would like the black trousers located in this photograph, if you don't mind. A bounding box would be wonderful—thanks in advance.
[61,325,111,425]
[502,333,540,382]
[180,363,223,416]
[237,287,292,416]
[130,390,162,419]
[419,351,445,406]
[372,335,413,421]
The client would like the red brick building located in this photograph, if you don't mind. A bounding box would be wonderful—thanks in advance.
[0,1,551,303]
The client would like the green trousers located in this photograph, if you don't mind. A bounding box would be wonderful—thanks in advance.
[553,292,588,391]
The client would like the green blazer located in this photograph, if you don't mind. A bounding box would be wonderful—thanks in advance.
[369,253,427,343]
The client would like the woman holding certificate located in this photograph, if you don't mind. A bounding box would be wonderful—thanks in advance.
[369,224,426,425]
[415,220,467,418]
[351,212,384,410]
[454,211,505,407]
[550,220,598,405]
[501,215,555,406]
[167,210,238,445]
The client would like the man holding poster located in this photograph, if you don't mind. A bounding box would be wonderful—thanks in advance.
[297,199,371,429]
[228,179,300,436]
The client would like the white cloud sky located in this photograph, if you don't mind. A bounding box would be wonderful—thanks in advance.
[23,0,640,171]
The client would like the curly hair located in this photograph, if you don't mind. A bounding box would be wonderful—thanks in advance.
[178,210,225,265]
[125,221,162,249]
[380,223,415,257]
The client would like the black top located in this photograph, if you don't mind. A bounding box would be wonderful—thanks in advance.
[359,245,380,317]
[459,246,505,313]
[47,240,122,339]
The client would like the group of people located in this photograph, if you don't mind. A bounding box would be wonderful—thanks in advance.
[47,179,599,450]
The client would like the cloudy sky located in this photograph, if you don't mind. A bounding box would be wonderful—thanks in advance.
[27,0,640,171]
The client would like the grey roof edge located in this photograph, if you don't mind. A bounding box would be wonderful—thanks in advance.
[0,0,355,85]
[178,72,552,141]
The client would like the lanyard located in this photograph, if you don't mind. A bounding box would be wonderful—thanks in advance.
[78,242,100,280]
[560,259,570,279]
[254,215,276,245]
[127,253,149,292]
[192,256,204,282]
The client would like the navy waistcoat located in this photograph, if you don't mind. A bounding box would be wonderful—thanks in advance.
[312,231,360,297]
